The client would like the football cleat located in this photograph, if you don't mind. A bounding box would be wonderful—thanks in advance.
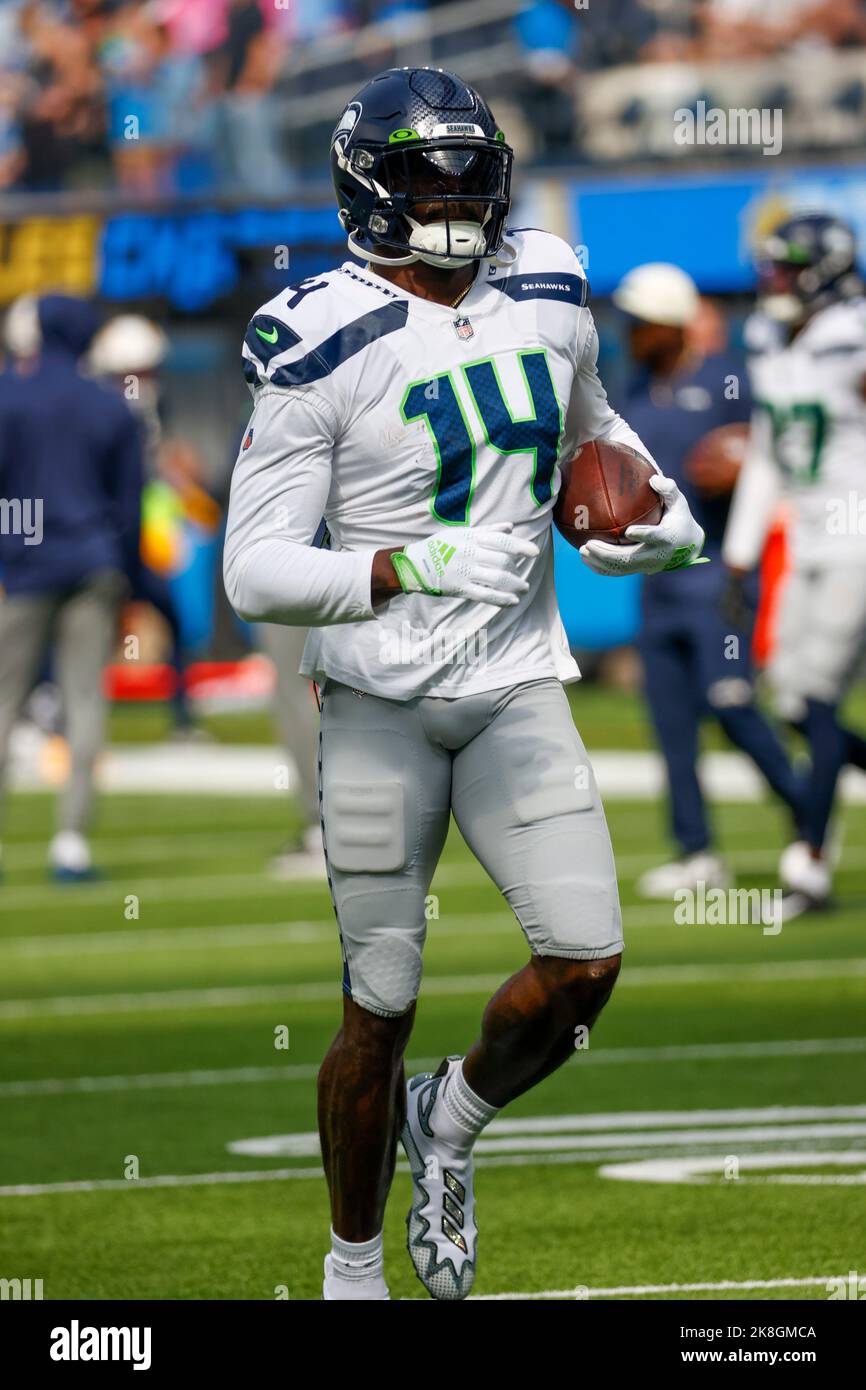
[762,841,833,928]
[401,1056,477,1300]
[48,831,99,883]
[778,839,832,898]
[637,850,731,899]
[763,889,831,928]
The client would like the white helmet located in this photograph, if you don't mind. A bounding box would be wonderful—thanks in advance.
[90,315,169,375]
[612,263,700,328]
[4,294,41,359]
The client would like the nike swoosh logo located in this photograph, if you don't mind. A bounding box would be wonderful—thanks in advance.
[255,325,279,344]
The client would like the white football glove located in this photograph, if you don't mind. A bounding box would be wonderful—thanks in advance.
[392,523,539,607]
[579,474,707,578]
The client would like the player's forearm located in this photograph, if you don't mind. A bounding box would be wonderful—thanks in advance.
[721,453,780,571]
[223,535,377,627]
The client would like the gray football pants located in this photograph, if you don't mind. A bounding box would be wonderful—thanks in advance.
[0,570,126,837]
[319,676,623,1018]
[256,621,320,825]
[768,561,866,718]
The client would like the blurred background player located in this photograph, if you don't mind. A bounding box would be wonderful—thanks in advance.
[90,312,220,740]
[613,262,807,896]
[0,294,142,881]
[724,212,866,922]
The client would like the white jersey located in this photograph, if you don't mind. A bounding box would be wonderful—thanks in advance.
[724,299,866,570]
[224,229,654,700]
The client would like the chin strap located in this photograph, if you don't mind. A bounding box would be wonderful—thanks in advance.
[347,229,419,267]
[490,240,518,268]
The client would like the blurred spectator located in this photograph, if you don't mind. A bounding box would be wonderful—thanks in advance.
[13,0,106,191]
[0,84,26,189]
[695,0,866,59]
[514,0,582,158]
[156,0,230,56]
[102,1,204,195]
[90,312,221,737]
[206,0,293,196]
[2,0,865,193]
[575,0,665,69]
[272,0,355,43]
[0,294,143,881]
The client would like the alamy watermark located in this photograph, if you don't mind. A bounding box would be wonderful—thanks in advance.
[0,497,43,545]
[379,620,488,669]
[826,492,866,536]
[674,101,782,157]
[1,1276,43,1299]
[674,881,783,936]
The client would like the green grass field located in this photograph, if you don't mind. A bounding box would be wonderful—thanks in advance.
[1,696,865,1301]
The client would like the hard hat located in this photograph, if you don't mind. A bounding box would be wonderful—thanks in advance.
[612,262,700,328]
[3,294,41,358]
[90,315,169,375]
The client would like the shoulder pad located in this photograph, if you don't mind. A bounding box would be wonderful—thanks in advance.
[492,229,590,307]
[743,311,784,356]
[805,298,866,357]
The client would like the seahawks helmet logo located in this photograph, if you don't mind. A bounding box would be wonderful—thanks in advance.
[334,101,361,143]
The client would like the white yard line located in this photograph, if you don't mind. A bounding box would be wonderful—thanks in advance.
[472,1276,836,1300]
[0,906,687,958]
[1,1037,864,1099]
[0,874,305,910]
[3,829,276,870]
[0,1167,325,1197]
[2,959,865,1021]
[2,843,865,914]
[4,1103,866,1196]
[9,745,866,801]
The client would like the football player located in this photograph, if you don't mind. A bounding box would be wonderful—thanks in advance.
[724,212,866,923]
[223,68,704,1301]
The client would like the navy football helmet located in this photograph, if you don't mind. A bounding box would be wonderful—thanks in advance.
[757,212,861,325]
[331,67,513,269]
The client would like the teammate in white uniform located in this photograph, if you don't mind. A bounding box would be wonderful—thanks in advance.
[724,212,866,921]
[224,67,704,1301]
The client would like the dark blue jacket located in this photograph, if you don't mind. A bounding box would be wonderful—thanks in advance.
[0,296,143,596]
[622,351,751,607]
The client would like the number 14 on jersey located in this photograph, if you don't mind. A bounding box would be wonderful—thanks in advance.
[401,350,564,525]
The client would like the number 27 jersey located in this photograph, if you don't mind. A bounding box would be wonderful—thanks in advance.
[747,299,866,566]
[225,229,653,700]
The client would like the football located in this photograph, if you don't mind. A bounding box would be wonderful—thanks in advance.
[553,438,665,548]
[684,421,749,497]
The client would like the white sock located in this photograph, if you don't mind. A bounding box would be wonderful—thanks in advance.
[435,1060,499,1155]
[324,1229,388,1299]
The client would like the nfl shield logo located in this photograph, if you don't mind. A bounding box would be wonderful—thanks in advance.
[243,427,254,450]
[453,315,474,341]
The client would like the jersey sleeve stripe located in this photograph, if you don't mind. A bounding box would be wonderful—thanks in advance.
[269,301,409,389]
[490,272,589,307]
